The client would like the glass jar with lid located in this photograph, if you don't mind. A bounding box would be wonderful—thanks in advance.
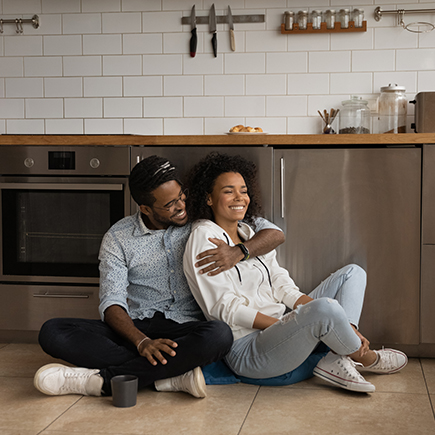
[338,9,350,29]
[311,10,322,29]
[284,11,294,30]
[297,10,308,30]
[324,10,336,29]
[339,96,371,134]
[352,8,364,27]
[377,84,407,133]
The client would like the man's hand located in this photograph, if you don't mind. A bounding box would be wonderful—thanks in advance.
[137,338,178,366]
[195,238,243,276]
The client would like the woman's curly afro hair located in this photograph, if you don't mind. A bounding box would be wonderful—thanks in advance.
[186,152,263,229]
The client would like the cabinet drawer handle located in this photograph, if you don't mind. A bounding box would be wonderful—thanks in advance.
[33,293,89,299]
[280,157,285,218]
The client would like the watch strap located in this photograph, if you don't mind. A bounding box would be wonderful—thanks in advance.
[236,243,250,261]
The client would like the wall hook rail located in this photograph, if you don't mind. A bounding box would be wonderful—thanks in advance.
[375,6,435,33]
[0,15,39,34]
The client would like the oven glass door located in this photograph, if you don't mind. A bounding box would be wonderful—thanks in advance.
[1,179,128,284]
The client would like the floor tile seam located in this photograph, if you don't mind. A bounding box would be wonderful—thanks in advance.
[237,385,261,435]
[420,358,435,419]
[35,395,85,435]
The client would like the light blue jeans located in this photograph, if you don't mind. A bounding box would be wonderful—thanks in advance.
[224,264,366,379]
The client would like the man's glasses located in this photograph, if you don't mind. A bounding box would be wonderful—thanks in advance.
[152,189,188,211]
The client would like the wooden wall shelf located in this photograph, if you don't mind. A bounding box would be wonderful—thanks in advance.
[280,21,367,34]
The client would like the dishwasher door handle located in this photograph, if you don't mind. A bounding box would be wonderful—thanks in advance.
[33,293,89,299]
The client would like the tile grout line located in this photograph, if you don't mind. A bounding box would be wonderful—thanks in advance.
[237,385,261,435]
[35,395,85,435]
[419,358,435,420]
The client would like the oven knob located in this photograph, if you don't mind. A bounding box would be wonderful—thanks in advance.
[24,158,34,168]
[90,158,100,169]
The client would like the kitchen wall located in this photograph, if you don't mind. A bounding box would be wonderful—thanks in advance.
[0,0,434,135]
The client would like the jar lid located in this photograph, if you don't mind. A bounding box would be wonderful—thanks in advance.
[342,95,368,105]
[380,83,406,92]
[285,11,294,15]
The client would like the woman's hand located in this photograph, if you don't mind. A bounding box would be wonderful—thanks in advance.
[351,325,370,357]
[195,238,244,276]
[137,338,178,366]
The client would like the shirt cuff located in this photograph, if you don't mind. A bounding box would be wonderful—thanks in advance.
[234,305,259,329]
[99,299,129,321]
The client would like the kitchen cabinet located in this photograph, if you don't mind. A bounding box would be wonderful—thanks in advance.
[273,148,421,345]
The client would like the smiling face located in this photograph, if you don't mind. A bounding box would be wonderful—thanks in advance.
[207,172,250,228]
[140,180,188,230]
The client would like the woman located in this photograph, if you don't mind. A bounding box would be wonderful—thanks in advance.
[183,152,407,393]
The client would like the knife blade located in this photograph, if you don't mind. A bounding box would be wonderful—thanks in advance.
[210,4,217,57]
[189,5,197,57]
[228,5,235,51]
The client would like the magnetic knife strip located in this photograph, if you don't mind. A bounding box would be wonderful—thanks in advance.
[182,14,265,25]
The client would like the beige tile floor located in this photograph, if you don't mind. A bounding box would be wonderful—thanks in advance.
[0,343,434,435]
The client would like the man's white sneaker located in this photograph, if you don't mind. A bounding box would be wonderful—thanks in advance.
[359,348,408,374]
[313,352,375,393]
[155,366,206,398]
[34,363,103,396]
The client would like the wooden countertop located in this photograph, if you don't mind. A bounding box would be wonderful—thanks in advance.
[0,133,434,146]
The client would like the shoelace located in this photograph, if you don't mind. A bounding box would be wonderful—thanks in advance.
[338,357,366,381]
[60,370,98,395]
[372,349,395,371]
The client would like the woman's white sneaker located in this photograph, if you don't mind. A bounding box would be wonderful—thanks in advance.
[359,348,408,374]
[313,352,375,393]
[155,366,206,398]
[34,363,103,396]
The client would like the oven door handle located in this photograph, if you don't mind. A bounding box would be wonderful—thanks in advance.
[0,183,123,191]
[33,293,90,299]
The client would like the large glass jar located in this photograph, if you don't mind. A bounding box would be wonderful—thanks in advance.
[339,96,371,134]
[377,84,407,133]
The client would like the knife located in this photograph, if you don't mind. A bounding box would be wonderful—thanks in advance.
[228,5,235,51]
[189,5,197,57]
[210,4,217,57]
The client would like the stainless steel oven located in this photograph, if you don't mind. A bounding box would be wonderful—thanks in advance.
[0,146,131,336]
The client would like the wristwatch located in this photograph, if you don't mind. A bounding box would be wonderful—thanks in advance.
[236,243,250,261]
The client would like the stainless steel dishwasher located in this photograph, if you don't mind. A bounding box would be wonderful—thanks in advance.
[274,147,421,346]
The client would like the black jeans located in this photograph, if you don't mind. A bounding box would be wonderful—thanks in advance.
[38,312,233,395]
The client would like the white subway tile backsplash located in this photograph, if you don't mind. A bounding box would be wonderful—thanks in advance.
[83,0,121,13]
[205,75,245,96]
[417,71,435,92]
[184,54,224,75]
[144,97,183,117]
[102,12,142,34]
[397,48,435,71]
[0,80,4,98]
[352,50,395,72]
[104,97,142,117]
[266,96,307,116]
[63,14,102,35]
[225,96,266,117]
[164,118,203,135]
[419,29,435,49]
[42,0,80,13]
[375,28,418,50]
[24,57,62,77]
[6,78,43,98]
[163,32,199,54]
[26,14,62,36]
[103,55,142,76]
[0,58,24,78]
[309,51,351,73]
[3,0,42,14]
[5,36,42,57]
[225,53,266,74]
[330,73,372,94]
[0,99,24,118]
[245,117,287,134]
[204,117,246,134]
[124,118,163,135]
[44,35,82,56]
[45,77,82,97]
[287,116,321,134]
[164,75,203,96]
[288,34,329,52]
[184,97,224,117]
[246,0,285,7]
[85,118,123,134]
[124,34,163,54]
[65,98,103,118]
[64,56,101,76]
[83,35,122,55]
[374,72,417,94]
[26,98,63,118]
[308,95,348,117]
[143,54,182,75]
[143,12,182,33]
[246,74,286,95]
[0,121,5,134]
[124,76,163,97]
[7,119,45,134]
[288,73,329,95]
[246,31,287,53]
[266,53,308,73]
[45,118,84,134]
[84,77,122,97]
[122,0,161,12]
[331,30,373,51]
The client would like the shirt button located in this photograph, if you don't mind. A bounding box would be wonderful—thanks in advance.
[170,270,174,273]
[167,249,171,253]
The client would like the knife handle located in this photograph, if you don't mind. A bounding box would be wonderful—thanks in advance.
[190,28,197,57]
[230,28,235,51]
[212,32,217,57]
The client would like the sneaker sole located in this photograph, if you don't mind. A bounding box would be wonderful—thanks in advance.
[313,367,376,393]
[192,367,207,398]
[360,349,408,374]
[34,363,69,395]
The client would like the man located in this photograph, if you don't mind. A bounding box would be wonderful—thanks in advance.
[34,155,284,399]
